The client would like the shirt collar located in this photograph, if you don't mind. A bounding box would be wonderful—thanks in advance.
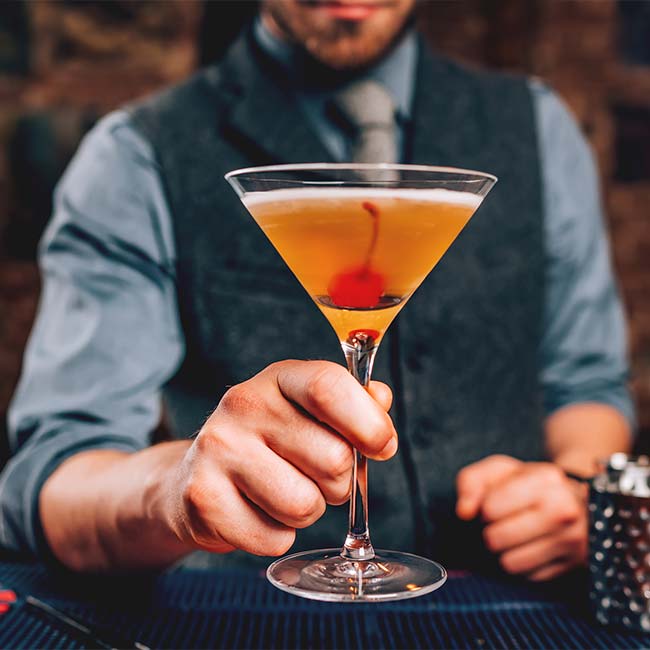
[253,16,417,120]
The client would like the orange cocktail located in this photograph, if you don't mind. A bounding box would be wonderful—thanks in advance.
[245,188,478,344]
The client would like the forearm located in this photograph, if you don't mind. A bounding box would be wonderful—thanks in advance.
[545,402,632,476]
[40,440,193,572]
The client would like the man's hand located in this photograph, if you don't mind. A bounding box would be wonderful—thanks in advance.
[163,360,397,558]
[456,455,587,581]
[42,359,397,571]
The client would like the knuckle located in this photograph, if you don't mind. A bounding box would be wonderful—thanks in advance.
[305,363,348,412]
[481,495,500,521]
[266,359,292,374]
[325,485,351,506]
[193,426,237,468]
[564,526,583,548]
[538,463,565,486]
[561,498,581,522]
[491,454,515,465]
[565,517,587,546]
[265,359,301,386]
[182,475,207,515]
[188,526,220,550]
[489,454,521,471]
[546,491,580,524]
[288,488,326,527]
[181,477,211,543]
[194,428,220,454]
[218,383,264,417]
[217,385,244,414]
[324,440,354,482]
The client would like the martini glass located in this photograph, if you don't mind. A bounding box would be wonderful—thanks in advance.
[225,163,496,602]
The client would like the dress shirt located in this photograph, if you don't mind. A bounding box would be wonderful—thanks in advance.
[0,24,634,555]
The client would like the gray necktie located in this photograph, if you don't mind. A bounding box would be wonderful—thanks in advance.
[333,80,398,165]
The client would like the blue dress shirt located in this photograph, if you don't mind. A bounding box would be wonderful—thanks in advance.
[0,25,634,556]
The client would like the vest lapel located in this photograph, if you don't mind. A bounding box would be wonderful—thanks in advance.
[410,39,485,168]
[219,33,335,165]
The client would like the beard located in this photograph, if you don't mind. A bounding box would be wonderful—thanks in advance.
[265,1,415,72]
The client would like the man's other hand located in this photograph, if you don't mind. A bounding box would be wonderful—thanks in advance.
[456,455,587,581]
[164,360,397,557]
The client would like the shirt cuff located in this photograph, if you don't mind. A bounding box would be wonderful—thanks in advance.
[0,431,142,562]
[544,384,637,436]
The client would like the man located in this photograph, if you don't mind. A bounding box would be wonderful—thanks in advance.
[1,0,633,580]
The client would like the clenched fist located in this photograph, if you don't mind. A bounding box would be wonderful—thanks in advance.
[456,455,588,581]
[163,360,397,557]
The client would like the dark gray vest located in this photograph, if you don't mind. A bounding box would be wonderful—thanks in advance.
[130,31,545,570]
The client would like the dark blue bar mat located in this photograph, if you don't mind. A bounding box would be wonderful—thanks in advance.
[0,561,648,649]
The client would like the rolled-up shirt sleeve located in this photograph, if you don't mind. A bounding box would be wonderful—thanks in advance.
[0,111,184,556]
[532,80,636,430]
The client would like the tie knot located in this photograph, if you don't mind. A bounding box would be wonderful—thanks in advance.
[332,80,396,130]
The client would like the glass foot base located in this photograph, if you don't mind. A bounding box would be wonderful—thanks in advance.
[267,548,447,602]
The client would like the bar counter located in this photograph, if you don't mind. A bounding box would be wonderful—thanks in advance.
[0,558,648,649]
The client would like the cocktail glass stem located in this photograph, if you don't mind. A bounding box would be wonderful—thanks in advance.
[341,332,378,562]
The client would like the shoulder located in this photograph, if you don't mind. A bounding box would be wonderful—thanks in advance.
[126,62,233,134]
[55,110,160,199]
[422,46,533,98]
[134,64,228,111]
[47,108,176,268]
[416,43,540,136]
[436,53,584,144]
[76,110,155,162]
[526,78,588,154]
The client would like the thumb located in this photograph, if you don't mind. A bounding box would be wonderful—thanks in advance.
[456,455,522,520]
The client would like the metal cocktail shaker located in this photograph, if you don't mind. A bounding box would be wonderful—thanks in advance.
[589,453,650,632]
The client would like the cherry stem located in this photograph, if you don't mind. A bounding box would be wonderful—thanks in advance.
[361,201,380,272]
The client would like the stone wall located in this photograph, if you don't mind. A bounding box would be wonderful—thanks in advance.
[0,1,648,461]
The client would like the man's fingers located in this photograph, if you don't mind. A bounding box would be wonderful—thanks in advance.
[260,405,353,506]
[231,441,327,529]
[367,381,393,412]
[182,474,296,557]
[498,514,586,577]
[274,360,397,460]
[483,481,584,554]
[499,534,568,575]
[185,361,396,560]
[527,560,573,582]
[483,507,558,553]
[481,463,568,522]
[456,455,522,521]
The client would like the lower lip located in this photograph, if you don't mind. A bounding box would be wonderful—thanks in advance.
[314,3,381,20]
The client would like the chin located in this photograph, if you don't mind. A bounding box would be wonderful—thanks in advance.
[308,40,393,71]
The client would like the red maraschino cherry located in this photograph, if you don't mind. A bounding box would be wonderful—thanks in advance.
[328,267,385,308]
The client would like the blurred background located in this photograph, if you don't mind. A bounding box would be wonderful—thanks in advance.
[0,0,649,464]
